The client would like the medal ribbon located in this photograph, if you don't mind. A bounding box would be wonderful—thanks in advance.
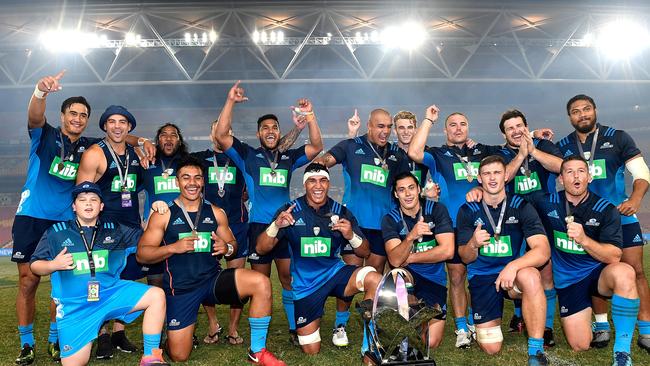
[262,148,279,171]
[105,139,130,190]
[212,153,230,193]
[76,220,100,278]
[58,129,80,164]
[366,139,388,167]
[175,198,204,234]
[451,146,474,178]
[481,198,507,239]
[575,128,600,168]
[160,156,177,176]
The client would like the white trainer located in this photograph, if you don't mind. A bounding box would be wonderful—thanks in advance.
[332,326,349,347]
[455,329,471,348]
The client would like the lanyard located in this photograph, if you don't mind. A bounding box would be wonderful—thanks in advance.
[175,198,204,235]
[262,148,279,173]
[76,220,100,278]
[575,128,599,167]
[160,156,177,177]
[57,130,80,168]
[481,198,507,241]
[564,192,589,225]
[212,152,230,196]
[367,139,388,170]
[105,139,130,190]
[451,146,475,182]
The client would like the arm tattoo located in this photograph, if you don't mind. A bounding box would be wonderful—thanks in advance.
[277,126,302,153]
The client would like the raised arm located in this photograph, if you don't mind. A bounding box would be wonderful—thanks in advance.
[409,105,439,163]
[216,81,248,152]
[293,99,323,160]
[28,70,66,129]
[347,109,361,138]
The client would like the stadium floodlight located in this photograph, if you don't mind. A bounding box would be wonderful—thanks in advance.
[270,30,277,43]
[252,30,260,43]
[596,20,650,59]
[380,21,427,50]
[277,30,284,43]
[184,32,191,43]
[260,30,268,43]
[125,32,141,46]
[370,30,379,42]
[355,31,363,44]
[39,30,101,53]
[202,32,208,43]
[209,30,218,43]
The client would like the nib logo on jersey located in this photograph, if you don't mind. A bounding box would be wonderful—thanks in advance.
[110,174,137,192]
[178,232,211,252]
[553,230,585,254]
[300,237,331,257]
[49,156,79,181]
[452,162,479,181]
[259,167,288,187]
[208,166,237,185]
[479,236,512,257]
[514,172,541,194]
[414,239,437,253]
[153,176,179,194]
[360,164,388,187]
[72,250,109,274]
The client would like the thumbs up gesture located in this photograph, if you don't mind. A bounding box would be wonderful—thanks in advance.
[52,247,75,271]
[471,223,491,249]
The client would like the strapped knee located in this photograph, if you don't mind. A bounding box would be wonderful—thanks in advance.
[356,266,377,291]
[476,326,503,344]
[297,328,321,345]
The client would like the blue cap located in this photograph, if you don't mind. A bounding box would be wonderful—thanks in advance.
[72,181,103,201]
[99,105,136,132]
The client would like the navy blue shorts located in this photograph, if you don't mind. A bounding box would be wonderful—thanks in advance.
[166,268,244,330]
[622,222,644,248]
[361,228,386,257]
[120,253,163,280]
[557,264,607,318]
[228,222,249,260]
[294,265,357,329]
[247,222,290,264]
[11,215,57,263]
[447,228,464,264]
[411,270,447,320]
[468,274,513,324]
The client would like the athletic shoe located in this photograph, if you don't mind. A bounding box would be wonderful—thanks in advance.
[637,334,650,353]
[140,349,169,366]
[527,351,549,366]
[612,351,632,366]
[95,333,113,359]
[332,325,349,347]
[289,330,300,347]
[468,324,476,341]
[192,335,199,349]
[15,344,34,365]
[509,314,525,333]
[47,341,61,361]
[454,329,471,348]
[590,329,610,349]
[247,348,287,366]
[112,330,138,353]
[543,328,555,348]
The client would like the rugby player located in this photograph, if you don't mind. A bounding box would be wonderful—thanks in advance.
[456,155,550,365]
[556,95,650,350]
[256,162,381,355]
[30,182,168,366]
[137,155,285,365]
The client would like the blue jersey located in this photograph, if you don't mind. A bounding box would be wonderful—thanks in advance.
[31,220,141,303]
[529,191,622,289]
[225,137,308,224]
[95,141,144,228]
[328,135,410,230]
[162,200,221,295]
[405,154,429,188]
[275,196,363,300]
[381,199,454,286]
[496,139,562,196]
[456,194,546,280]
[557,124,641,225]
[191,149,248,225]
[422,143,501,226]
[141,155,181,221]
[17,122,99,220]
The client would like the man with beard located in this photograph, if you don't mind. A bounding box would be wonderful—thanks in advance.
[556,95,650,351]
[30,182,168,366]
[529,156,640,366]
[137,155,286,365]
[457,155,550,365]
[381,172,455,349]
[12,70,153,364]
[256,163,381,355]
[215,81,323,345]
[76,105,148,358]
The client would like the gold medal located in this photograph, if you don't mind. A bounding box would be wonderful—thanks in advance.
[565,215,574,224]
[466,174,473,182]
[381,163,388,171]
[57,162,65,171]
[162,171,169,179]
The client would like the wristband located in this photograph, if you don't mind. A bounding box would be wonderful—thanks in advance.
[138,138,148,147]
[349,233,363,248]
[265,222,279,238]
[225,243,234,257]
[33,85,46,99]
[423,117,436,124]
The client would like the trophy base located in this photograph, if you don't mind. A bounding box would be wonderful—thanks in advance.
[362,351,436,366]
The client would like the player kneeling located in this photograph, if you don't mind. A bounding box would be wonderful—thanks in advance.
[257,163,382,355]
[30,182,168,366]
[137,156,285,365]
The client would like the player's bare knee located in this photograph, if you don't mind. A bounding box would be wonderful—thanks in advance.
[480,342,502,355]
[168,347,191,362]
[569,339,590,352]
[518,267,541,292]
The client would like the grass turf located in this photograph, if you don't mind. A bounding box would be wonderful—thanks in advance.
[1,253,650,365]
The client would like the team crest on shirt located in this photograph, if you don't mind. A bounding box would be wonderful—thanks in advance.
[585,218,600,226]
[600,142,614,149]
[103,236,115,244]
[202,217,214,224]
[255,153,264,159]
[78,146,85,152]
[281,155,289,160]
[388,155,397,161]
[472,148,482,155]
[505,216,519,224]
[131,159,139,166]
[169,319,180,327]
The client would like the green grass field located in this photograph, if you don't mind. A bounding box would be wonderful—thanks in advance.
[1,255,650,366]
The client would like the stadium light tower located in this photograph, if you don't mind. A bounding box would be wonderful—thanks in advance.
[596,19,650,60]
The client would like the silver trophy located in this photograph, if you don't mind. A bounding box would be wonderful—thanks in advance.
[358,268,441,365]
